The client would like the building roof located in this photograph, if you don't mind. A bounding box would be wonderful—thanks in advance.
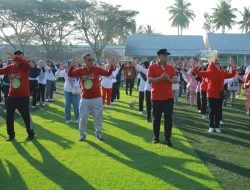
[125,35,205,57]
[207,33,250,55]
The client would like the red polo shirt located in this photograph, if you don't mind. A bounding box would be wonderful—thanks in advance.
[147,63,176,100]
[0,56,30,97]
[68,65,113,99]
[124,65,135,79]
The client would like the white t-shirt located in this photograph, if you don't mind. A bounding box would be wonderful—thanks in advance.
[101,71,117,89]
[225,78,239,91]
[55,69,80,92]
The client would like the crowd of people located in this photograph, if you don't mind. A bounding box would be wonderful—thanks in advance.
[0,49,249,147]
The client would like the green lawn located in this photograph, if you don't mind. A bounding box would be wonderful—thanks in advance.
[0,83,249,190]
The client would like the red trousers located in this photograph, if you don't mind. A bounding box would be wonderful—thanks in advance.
[102,87,112,105]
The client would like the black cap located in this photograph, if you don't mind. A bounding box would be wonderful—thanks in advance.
[157,49,170,56]
[14,50,24,56]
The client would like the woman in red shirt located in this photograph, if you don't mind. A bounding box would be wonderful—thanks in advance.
[192,59,236,133]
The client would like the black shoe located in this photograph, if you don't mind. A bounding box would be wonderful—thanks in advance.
[147,118,152,123]
[79,135,86,141]
[6,136,15,141]
[165,139,172,147]
[26,135,35,141]
[152,138,159,143]
[96,136,104,141]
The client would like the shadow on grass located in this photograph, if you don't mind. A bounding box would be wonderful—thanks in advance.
[174,102,250,189]
[87,134,215,190]
[13,141,93,190]
[0,159,28,190]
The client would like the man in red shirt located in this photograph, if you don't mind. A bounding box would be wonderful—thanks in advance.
[147,49,178,147]
[0,51,35,141]
[124,61,136,95]
[68,54,114,141]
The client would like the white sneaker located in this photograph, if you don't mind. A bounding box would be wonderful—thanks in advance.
[31,105,36,109]
[45,99,49,102]
[220,121,224,125]
[201,115,206,119]
[139,111,143,115]
[246,111,250,116]
[215,128,222,133]
[74,119,79,123]
[42,102,46,107]
[66,120,71,124]
[36,103,40,106]
[208,128,214,133]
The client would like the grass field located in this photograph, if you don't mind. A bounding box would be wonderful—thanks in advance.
[0,83,249,190]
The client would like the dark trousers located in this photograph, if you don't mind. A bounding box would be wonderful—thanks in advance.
[125,79,134,95]
[152,99,174,140]
[139,91,144,112]
[46,80,55,99]
[2,85,9,109]
[145,90,152,121]
[37,83,45,103]
[201,91,207,114]
[29,80,38,106]
[197,91,201,111]
[6,97,34,138]
[111,82,120,102]
[208,98,223,128]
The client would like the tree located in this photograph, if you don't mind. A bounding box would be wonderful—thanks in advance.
[239,7,250,33]
[167,0,195,36]
[212,0,237,33]
[203,12,216,34]
[74,1,137,62]
[0,0,33,51]
[135,25,154,35]
[25,0,79,59]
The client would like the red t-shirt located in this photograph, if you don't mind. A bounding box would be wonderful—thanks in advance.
[68,65,113,99]
[147,64,176,100]
[0,56,30,97]
[124,65,135,79]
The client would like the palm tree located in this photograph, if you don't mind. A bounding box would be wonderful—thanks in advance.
[167,0,195,36]
[213,0,237,33]
[239,7,250,33]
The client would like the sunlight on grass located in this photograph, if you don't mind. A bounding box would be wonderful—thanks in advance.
[0,94,222,190]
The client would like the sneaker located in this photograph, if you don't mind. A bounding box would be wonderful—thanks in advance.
[74,119,79,123]
[31,105,36,109]
[79,135,86,141]
[152,138,159,143]
[198,110,201,113]
[165,139,172,147]
[66,120,71,124]
[45,99,49,102]
[36,103,40,106]
[139,111,143,115]
[208,128,215,133]
[215,128,222,133]
[96,135,104,141]
[41,102,46,107]
[246,111,250,116]
[220,121,224,125]
[201,115,207,119]
[6,136,15,141]
[49,99,55,102]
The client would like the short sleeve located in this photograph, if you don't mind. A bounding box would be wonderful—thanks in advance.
[147,65,154,78]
